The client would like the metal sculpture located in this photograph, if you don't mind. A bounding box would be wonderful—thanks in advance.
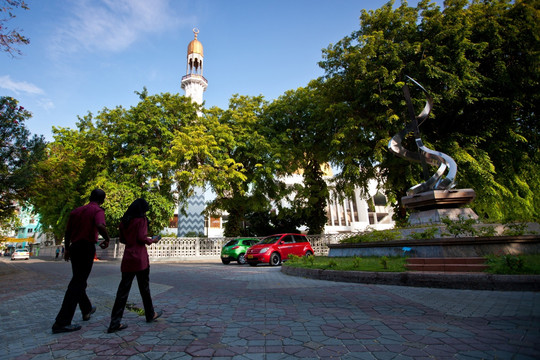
[388,76,457,196]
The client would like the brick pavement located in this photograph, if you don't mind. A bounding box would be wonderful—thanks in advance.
[0,258,538,359]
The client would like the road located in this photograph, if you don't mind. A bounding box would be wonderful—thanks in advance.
[0,257,539,359]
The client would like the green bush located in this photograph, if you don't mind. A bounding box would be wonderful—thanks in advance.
[340,229,402,244]
[441,216,478,237]
[485,254,528,274]
[407,227,439,240]
[287,254,301,263]
[326,259,338,269]
[502,222,528,236]
[380,256,388,269]
[477,225,497,237]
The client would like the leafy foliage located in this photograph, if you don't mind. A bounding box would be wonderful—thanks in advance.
[340,229,402,243]
[317,0,540,223]
[263,84,332,234]
[502,222,529,236]
[441,216,478,237]
[484,254,540,274]
[0,96,46,225]
[285,256,407,272]
[203,95,279,237]
[0,0,30,56]
[406,227,439,240]
[30,92,246,240]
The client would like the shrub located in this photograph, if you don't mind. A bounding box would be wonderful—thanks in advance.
[288,254,301,263]
[485,254,526,274]
[477,225,497,237]
[407,227,439,240]
[380,256,388,269]
[326,259,338,269]
[502,222,528,236]
[340,229,402,244]
[304,254,315,266]
[441,216,478,237]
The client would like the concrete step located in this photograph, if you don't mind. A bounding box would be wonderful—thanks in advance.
[405,257,489,273]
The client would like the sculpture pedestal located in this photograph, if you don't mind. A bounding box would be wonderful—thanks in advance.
[402,189,478,225]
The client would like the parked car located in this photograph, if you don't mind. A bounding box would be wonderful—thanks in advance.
[246,233,313,266]
[221,238,260,265]
[11,249,30,261]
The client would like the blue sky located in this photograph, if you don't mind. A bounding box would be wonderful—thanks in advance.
[2,0,440,141]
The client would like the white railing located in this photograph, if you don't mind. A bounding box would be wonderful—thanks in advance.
[37,234,355,261]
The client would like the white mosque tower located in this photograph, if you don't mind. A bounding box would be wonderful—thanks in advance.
[181,28,207,105]
[177,28,208,237]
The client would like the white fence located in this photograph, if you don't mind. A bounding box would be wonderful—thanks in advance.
[37,234,354,261]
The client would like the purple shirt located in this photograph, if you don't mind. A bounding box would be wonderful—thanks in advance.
[65,202,106,244]
[120,217,153,273]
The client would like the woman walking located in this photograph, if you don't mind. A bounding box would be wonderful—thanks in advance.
[107,198,162,333]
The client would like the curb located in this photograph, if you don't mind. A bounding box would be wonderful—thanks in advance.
[281,265,540,291]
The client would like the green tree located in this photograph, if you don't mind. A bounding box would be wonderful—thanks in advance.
[30,130,85,241]
[318,0,540,222]
[1,0,30,56]
[263,84,331,234]
[30,91,247,240]
[0,96,46,226]
[203,95,281,237]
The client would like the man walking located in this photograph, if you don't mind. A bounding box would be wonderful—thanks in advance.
[52,189,111,334]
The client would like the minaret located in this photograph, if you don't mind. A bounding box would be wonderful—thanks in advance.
[181,28,208,106]
[177,28,208,237]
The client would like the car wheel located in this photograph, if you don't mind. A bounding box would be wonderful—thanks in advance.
[221,259,230,265]
[269,252,281,266]
[237,253,247,265]
[248,262,257,267]
[304,251,313,257]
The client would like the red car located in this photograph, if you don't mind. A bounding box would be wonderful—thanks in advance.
[246,233,314,266]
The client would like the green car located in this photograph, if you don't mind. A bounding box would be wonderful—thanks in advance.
[221,238,260,265]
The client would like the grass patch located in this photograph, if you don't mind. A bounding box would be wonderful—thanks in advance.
[286,254,540,275]
[286,255,407,272]
[484,254,540,275]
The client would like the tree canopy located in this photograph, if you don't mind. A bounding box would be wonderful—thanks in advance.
[0,96,46,226]
[30,92,246,241]
[318,0,539,222]
[0,0,29,56]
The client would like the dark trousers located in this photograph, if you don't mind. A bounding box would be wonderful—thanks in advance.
[109,267,155,328]
[54,241,95,326]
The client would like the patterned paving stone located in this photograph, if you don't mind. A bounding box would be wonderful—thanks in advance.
[1,258,539,359]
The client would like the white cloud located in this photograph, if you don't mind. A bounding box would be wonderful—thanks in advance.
[37,98,55,111]
[0,75,44,95]
[50,0,186,56]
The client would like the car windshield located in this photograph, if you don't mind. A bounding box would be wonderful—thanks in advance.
[224,240,238,247]
[259,235,281,245]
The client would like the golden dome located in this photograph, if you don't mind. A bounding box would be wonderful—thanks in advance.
[188,28,203,56]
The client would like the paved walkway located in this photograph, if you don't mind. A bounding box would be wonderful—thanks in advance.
[0,257,539,359]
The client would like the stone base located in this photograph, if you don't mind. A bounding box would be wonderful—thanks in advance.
[402,189,476,210]
[408,208,478,225]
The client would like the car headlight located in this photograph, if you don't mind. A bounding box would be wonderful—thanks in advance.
[259,247,269,254]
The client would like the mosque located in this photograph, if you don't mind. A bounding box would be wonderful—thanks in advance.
[171,30,394,237]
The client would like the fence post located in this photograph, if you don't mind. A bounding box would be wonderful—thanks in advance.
[195,237,200,256]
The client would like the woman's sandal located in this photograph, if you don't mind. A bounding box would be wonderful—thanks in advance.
[107,324,128,333]
[147,310,163,323]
